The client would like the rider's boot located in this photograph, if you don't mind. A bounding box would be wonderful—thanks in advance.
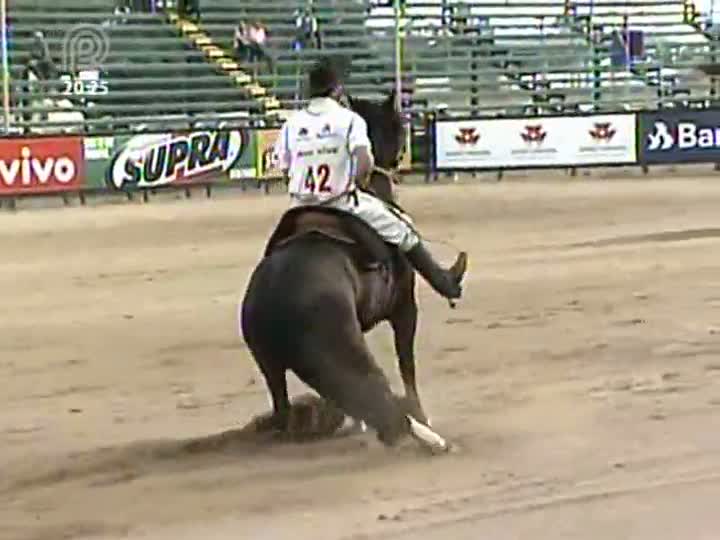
[405,242,467,299]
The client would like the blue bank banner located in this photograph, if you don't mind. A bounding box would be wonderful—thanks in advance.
[638,109,720,164]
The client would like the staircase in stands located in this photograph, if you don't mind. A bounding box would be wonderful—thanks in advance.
[166,10,280,113]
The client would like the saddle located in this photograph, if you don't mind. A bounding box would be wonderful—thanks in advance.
[264,205,395,271]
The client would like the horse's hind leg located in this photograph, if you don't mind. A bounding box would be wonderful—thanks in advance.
[254,354,290,432]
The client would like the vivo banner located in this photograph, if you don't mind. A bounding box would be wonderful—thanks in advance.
[638,109,720,164]
[434,114,637,169]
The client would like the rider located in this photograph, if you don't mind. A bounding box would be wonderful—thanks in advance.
[273,56,467,301]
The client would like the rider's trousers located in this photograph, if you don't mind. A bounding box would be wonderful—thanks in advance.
[290,190,420,252]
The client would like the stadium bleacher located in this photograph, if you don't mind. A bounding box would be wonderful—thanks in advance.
[7,0,274,133]
[200,0,387,106]
[4,0,720,134]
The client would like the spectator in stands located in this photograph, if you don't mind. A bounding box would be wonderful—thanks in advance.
[26,32,59,82]
[178,0,200,20]
[114,5,131,20]
[233,21,251,62]
[609,28,629,69]
[293,7,321,51]
[441,3,450,34]
[450,3,472,36]
[115,1,131,22]
[102,0,130,26]
[564,1,577,19]
[19,31,61,126]
[247,21,274,72]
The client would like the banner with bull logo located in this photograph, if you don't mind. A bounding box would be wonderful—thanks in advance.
[434,114,637,169]
[638,109,720,164]
[82,129,256,191]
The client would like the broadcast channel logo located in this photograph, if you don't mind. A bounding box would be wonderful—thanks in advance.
[60,24,111,95]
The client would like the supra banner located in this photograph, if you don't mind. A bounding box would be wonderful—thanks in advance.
[0,136,85,195]
[83,129,256,191]
[435,114,637,169]
[638,109,720,164]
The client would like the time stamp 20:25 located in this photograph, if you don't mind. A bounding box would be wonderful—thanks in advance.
[60,79,109,96]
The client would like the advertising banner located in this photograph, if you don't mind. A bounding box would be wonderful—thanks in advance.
[256,128,283,179]
[84,136,118,189]
[638,109,720,164]
[0,136,85,195]
[83,129,256,191]
[435,114,637,169]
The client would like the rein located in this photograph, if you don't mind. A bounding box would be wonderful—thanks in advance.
[372,165,401,185]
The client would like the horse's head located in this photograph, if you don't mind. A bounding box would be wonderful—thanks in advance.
[346,91,405,204]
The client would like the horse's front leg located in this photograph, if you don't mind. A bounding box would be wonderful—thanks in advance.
[390,284,430,426]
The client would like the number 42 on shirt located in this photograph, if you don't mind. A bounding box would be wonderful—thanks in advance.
[304,163,332,193]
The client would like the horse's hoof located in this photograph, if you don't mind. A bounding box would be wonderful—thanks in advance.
[427,441,451,455]
[406,415,449,455]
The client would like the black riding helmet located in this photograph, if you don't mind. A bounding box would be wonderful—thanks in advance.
[307,55,350,98]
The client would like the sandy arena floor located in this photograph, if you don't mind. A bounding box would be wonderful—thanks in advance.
[1,177,719,540]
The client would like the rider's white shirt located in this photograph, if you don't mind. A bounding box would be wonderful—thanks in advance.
[274,97,374,204]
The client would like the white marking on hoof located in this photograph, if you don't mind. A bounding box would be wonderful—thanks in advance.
[340,416,368,434]
[407,415,448,454]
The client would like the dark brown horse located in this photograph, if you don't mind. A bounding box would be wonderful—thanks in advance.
[240,92,449,452]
